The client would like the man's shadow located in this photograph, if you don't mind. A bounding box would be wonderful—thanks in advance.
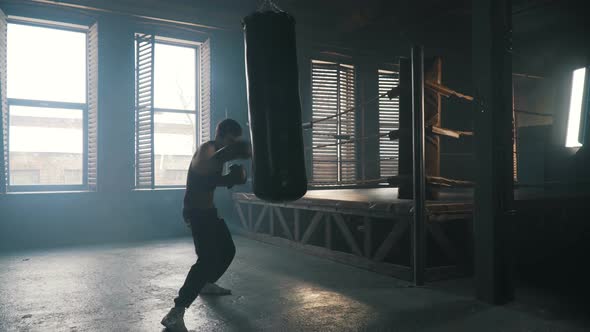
[162,295,259,332]
[200,296,259,332]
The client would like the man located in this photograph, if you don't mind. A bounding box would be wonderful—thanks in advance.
[161,119,251,332]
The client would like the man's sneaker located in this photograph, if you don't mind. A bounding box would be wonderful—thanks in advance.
[161,307,188,332]
[200,282,232,296]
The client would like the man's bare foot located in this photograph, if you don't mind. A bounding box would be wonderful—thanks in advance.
[200,282,232,296]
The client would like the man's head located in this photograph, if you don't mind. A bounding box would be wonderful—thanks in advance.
[215,119,243,147]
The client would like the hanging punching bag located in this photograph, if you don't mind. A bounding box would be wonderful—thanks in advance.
[243,9,307,202]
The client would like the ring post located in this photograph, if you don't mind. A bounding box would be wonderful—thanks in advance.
[411,45,426,286]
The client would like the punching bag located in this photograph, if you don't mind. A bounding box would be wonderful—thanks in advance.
[243,10,307,202]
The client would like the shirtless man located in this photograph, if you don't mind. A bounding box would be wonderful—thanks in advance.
[161,119,251,332]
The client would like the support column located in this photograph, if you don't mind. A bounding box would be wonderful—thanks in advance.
[97,15,135,193]
[472,0,515,304]
[411,46,426,286]
[398,58,413,198]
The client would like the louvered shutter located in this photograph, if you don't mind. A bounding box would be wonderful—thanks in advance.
[0,9,6,193]
[378,69,399,177]
[199,38,211,144]
[135,34,155,188]
[312,61,338,184]
[311,60,356,185]
[87,22,98,191]
[339,64,356,183]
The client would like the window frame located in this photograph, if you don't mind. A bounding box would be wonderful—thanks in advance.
[134,33,203,189]
[309,58,357,187]
[5,18,90,192]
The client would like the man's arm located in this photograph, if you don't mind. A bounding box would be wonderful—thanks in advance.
[191,143,247,188]
[210,140,252,164]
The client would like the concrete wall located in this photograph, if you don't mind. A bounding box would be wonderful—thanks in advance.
[0,7,246,252]
[1,0,585,254]
[0,0,475,252]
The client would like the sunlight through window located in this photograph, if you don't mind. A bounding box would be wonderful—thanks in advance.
[153,42,197,186]
[7,22,87,186]
[7,23,86,103]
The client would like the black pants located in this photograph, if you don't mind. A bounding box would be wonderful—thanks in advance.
[174,208,236,308]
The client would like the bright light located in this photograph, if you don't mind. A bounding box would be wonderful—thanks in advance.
[154,43,196,110]
[7,23,86,186]
[565,67,586,147]
[7,23,86,103]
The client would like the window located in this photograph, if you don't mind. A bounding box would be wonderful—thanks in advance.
[311,60,356,185]
[134,34,210,188]
[378,69,399,177]
[0,13,98,192]
[566,67,587,148]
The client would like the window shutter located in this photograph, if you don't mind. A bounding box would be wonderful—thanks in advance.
[87,22,98,191]
[312,61,339,184]
[0,9,7,193]
[311,61,356,185]
[378,70,400,177]
[199,38,211,144]
[135,34,155,188]
[339,64,356,183]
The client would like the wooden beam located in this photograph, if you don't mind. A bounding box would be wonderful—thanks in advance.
[294,209,300,242]
[234,202,249,230]
[431,126,474,139]
[274,207,294,240]
[248,204,253,231]
[325,215,332,249]
[425,80,474,101]
[374,218,409,262]
[253,205,268,233]
[364,217,372,258]
[269,206,274,236]
[301,212,324,244]
[426,222,458,263]
[332,214,363,256]
[472,0,515,304]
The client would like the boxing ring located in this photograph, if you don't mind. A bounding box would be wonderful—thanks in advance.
[232,187,473,281]
[232,47,481,282]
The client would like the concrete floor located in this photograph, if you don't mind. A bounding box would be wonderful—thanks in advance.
[0,235,588,332]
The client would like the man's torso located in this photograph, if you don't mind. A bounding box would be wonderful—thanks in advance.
[183,141,223,211]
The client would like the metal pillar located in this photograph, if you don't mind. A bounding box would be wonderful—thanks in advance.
[411,45,426,286]
[398,58,413,199]
[472,0,515,304]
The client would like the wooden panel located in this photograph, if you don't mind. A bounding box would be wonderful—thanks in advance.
[234,202,249,230]
[332,214,363,256]
[301,212,324,244]
[253,205,268,233]
[274,207,294,240]
[374,218,409,262]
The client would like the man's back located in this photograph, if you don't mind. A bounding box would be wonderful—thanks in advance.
[184,141,222,211]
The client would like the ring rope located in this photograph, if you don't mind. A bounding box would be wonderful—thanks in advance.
[302,88,398,130]
[305,132,391,150]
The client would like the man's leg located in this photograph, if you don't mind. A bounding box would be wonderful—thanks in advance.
[162,217,219,331]
[207,218,236,283]
[174,218,218,308]
[195,218,234,296]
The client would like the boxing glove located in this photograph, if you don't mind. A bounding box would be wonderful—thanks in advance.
[226,164,247,189]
